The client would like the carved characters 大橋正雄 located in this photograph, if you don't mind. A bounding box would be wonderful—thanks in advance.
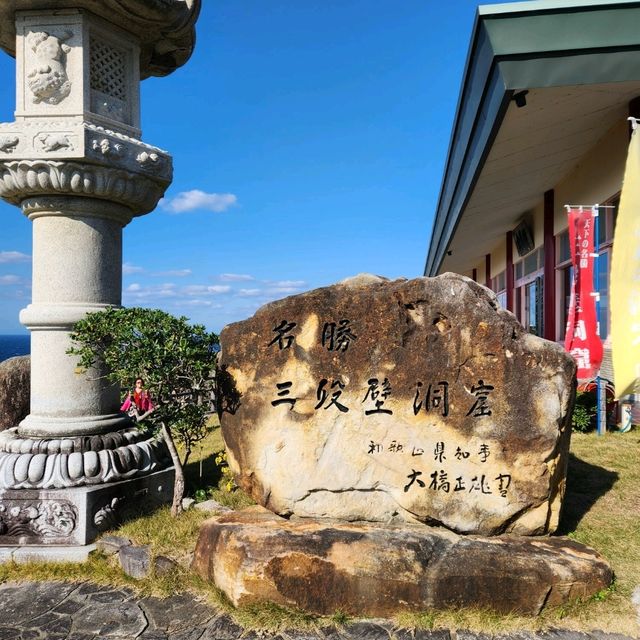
[26,30,72,105]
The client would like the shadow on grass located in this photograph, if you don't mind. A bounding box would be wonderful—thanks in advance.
[557,452,618,535]
[184,450,223,494]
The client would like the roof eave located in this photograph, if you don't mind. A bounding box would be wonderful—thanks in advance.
[424,0,640,277]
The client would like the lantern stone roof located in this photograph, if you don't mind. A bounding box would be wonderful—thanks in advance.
[0,0,200,78]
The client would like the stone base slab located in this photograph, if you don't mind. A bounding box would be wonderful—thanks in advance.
[192,507,614,617]
[0,544,96,563]
[0,467,174,546]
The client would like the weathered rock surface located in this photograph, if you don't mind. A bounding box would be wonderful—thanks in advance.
[194,498,233,513]
[119,544,151,579]
[218,274,576,535]
[192,507,613,617]
[0,355,29,431]
[153,554,178,576]
[95,535,132,556]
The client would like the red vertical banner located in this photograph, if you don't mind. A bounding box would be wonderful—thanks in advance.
[564,207,603,378]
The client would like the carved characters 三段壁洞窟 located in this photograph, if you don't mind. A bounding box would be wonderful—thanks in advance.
[26,30,72,105]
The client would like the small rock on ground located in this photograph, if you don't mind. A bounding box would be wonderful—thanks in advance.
[194,499,233,513]
[95,535,132,556]
[119,544,151,579]
[182,498,196,510]
[154,554,178,576]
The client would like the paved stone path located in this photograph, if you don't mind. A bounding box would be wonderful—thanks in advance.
[0,581,635,640]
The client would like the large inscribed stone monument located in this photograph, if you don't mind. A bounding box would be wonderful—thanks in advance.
[0,0,200,547]
[219,274,576,536]
[195,274,613,615]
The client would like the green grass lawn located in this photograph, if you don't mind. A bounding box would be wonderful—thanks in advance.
[1,427,638,635]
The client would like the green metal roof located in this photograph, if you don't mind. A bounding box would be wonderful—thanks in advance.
[479,0,640,15]
[424,0,640,276]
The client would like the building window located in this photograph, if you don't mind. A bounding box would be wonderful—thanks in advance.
[514,247,544,336]
[556,229,572,339]
[492,270,507,308]
[525,277,543,336]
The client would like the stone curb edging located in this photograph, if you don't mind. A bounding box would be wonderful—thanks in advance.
[0,581,635,640]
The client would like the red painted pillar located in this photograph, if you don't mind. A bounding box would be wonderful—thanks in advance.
[543,189,556,341]
[506,231,514,312]
[485,253,491,289]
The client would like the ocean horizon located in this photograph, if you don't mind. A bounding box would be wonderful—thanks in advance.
[0,334,30,363]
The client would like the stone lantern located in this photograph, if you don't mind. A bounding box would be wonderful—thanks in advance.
[0,0,200,548]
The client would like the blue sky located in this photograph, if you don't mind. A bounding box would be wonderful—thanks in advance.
[0,0,514,334]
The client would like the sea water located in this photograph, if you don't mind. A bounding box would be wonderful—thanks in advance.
[0,334,30,363]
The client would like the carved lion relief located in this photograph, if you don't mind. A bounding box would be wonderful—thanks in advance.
[26,30,73,105]
[37,132,74,152]
[0,136,19,153]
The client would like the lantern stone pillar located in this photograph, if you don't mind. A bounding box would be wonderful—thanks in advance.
[0,1,200,547]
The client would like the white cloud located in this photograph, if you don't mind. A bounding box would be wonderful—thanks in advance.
[182,284,231,296]
[125,283,232,305]
[271,280,306,288]
[156,284,179,297]
[236,288,262,297]
[153,269,192,278]
[179,299,223,308]
[124,264,193,278]
[182,285,207,295]
[0,251,30,264]
[0,275,21,285]
[161,190,238,214]
[219,273,254,282]
[266,286,304,295]
[123,262,145,275]
[123,283,178,302]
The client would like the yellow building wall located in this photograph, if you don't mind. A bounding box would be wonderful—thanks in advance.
[466,241,507,286]
[532,201,544,249]
[553,120,627,234]
[491,241,506,281]
[472,258,485,282]
[484,119,628,281]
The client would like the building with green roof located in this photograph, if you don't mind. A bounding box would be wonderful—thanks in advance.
[425,0,640,411]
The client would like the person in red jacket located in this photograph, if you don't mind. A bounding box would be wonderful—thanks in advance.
[120,377,154,422]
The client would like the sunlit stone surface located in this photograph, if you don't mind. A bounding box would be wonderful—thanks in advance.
[219,274,576,536]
